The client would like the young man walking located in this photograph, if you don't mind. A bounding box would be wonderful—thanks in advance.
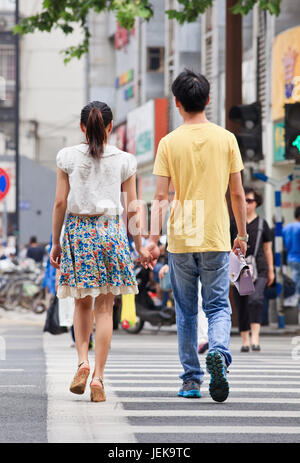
[147,69,247,402]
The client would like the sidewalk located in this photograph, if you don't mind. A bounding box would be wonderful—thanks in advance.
[231,324,300,336]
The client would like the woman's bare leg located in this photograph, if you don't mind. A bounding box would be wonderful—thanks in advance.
[241,330,250,347]
[92,293,114,380]
[250,323,261,346]
[74,295,93,365]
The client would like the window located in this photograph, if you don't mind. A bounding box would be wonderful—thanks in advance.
[147,47,164,72]
[0,46,15,82]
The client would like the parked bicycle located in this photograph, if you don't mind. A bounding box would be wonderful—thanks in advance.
[0,258,47,313]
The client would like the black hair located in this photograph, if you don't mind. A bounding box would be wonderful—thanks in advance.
[295,206,300,219]
[30,236,37,244]
[80,101,113,159]
[244,186,263,207]
[171,69,210,113]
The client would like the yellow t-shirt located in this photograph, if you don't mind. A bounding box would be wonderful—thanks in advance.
[153,122,244,253]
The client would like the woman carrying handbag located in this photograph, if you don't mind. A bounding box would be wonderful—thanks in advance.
[230,186,275,352]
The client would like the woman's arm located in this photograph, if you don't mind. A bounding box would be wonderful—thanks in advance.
[263,241,275,287]
[50,168,69,269]
[122,174,152,268]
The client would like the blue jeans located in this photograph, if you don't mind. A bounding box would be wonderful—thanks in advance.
[290,262,300,309]
[169,252,232,384]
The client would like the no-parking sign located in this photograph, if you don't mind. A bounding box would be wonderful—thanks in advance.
[0,168,10,201]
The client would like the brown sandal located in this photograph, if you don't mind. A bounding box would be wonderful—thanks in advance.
[90,376,106,402]
[69,361,90,395]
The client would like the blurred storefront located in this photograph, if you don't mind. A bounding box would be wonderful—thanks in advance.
[126,98,168,232]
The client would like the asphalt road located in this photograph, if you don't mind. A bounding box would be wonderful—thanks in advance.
[1,312,300,444]
[0,322,47,443]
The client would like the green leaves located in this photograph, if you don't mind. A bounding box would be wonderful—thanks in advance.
[167,0,282,23]
[13,0,282,63]
[166,0,212,24]
[231,0,282,16]
[112,0,153,29]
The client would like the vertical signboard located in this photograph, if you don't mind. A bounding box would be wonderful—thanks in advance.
[127,100,155,165]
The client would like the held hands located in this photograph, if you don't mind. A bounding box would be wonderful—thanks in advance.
[50,244,62,269]
[232,238,247,257]
[137,241,161,270]
[137,247,154,270]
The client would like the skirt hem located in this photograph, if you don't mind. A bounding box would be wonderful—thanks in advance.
[57,284,139,299]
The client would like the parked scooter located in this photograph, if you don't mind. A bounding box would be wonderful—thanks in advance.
[121,264,176,334]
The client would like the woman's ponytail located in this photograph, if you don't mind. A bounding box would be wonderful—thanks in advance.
[80,101,113,160]
[86,107,106,159]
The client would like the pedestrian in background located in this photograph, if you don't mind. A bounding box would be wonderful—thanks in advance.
[26,236,45,263]
[283,206,300,312]
[231,186,275,352]
[50,101,152,402]
[147,69,247,403]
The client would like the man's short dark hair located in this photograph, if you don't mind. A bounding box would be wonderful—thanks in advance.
[171,69,210,113]
[30,236,37,244]
[295,207,300,219]
[244,186,263,207]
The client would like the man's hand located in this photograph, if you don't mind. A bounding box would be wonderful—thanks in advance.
[50,244,62,269]
[232,238,247,257]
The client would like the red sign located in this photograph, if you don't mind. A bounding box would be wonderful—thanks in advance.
[0,168,10,201]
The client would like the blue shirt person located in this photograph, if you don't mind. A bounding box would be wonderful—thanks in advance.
[283,207,300,309]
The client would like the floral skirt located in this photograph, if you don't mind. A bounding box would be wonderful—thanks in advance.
[57,214,138,299]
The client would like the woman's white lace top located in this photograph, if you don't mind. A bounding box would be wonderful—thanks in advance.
[56,143,137,216]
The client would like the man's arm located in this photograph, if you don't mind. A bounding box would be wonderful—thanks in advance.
[149,176,171,244]
[229,171,247,255]
[147,176,171,264]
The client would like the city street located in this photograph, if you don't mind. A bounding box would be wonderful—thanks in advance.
[1,312,300,444]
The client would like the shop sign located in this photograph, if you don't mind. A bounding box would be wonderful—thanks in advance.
[272,26,300,121]
[127,100,154,165]
[115,69,134,89]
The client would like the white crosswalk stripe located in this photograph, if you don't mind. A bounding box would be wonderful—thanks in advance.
[45,331,300,443]
[103,334,300,443]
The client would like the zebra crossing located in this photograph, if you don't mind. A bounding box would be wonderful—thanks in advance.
[104,332,300,443]
[44,329,300,443]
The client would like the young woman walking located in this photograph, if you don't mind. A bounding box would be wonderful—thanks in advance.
[50,101,152,402]
[230,187,275,352]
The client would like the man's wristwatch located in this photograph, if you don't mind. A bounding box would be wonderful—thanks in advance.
[237,234,249,243]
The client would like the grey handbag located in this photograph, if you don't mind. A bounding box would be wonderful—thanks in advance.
[229,250,255,296]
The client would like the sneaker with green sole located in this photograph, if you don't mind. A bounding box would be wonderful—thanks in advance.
[206,350,229,403]
[178,380,202,398]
